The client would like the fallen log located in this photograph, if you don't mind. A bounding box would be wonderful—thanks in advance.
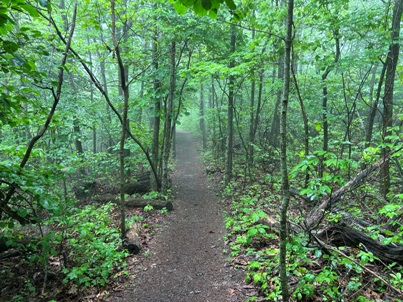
[124,223,142,254]
[124,198,173,211]
[122,180,150,195]
[317,223,403,265]
[93,194,173,211]
[305,156,387,230]
[315,233,403,296]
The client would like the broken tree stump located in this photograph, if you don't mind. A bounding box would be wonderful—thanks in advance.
[124,223,142,254]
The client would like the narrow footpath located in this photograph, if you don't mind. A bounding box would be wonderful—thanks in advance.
[110,131,245,302]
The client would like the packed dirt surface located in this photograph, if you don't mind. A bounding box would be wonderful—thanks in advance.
[108,131,246,302]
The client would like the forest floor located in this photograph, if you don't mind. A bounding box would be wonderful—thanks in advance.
[106,131,250,302]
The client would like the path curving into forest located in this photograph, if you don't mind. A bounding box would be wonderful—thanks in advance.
[109,131,245,302]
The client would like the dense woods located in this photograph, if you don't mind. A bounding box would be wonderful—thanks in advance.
[1,0,403,300]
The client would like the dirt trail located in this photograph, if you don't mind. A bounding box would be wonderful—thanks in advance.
[110,131,245,302]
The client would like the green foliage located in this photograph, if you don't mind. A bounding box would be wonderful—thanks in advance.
[173,0,236,18]
[144,204,154,212]
[59,204,128,287]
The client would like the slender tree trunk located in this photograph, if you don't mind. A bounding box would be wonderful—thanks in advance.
[68,75,84,155]
[381,0,403,198]
[161,41,176,194]
[365,63,384,148]
[247,25,257,171]
[97,50,114,151]
[87,39,97,154]
[279,0,294,300]
[292,65,309,185]
[225,23,236,186]
[269,54,284,149]
[248,74,256,169]
[200,83,207,151]
[319,29,340,178]
[61,0,83,155]
[151,31,161,191]
[111,0,129,239]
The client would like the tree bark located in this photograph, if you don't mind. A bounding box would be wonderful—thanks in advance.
[161,41,176,194]
[365,63,384,148]
[319,29,340,178]
[291,65,309,186]
[224,22,236,186]
[111,0,128,239]
[380,0,403,198]
[151,29,162,191]
[124,223,141,254]
[318,223,403,265]
[279,0,293,300]
[200,83,207,151]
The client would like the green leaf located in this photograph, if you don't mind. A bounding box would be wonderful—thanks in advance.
[20,4,39,18]
[2,40,19,53]
[17,208,28,217]
[194,0,207,16]
[201,0,211,10]
[180,0,195,7]
[174,1,188,14]
[224,0,236,10]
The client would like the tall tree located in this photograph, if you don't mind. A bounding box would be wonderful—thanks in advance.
[111,0,129,239]
[224,22,236,186]
[380,0,403,198]
[279,0,294,300]
[161,41,176,194]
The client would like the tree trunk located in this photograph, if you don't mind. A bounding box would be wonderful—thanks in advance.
[319,223,403,265]
[62,0,83,156]
[319,29,340,178]
[247,26,256,171]
[151,30,162,191]
[292,65,309,186]
[124,223,141,254]
[98,53,114,152]
[279,0,293,300]
[224,22,236,186]
[380,0,403,198]
[200,83,207,151]
[111,0,128,239]
[268,54,283,149]
[365,63,384,148]
[161,41,176,194]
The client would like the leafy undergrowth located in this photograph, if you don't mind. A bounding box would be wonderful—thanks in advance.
[222,177,403,301]
[0,203,167,302]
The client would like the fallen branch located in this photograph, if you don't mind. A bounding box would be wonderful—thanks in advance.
[305,156,387,230]
[317,223,403,265]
